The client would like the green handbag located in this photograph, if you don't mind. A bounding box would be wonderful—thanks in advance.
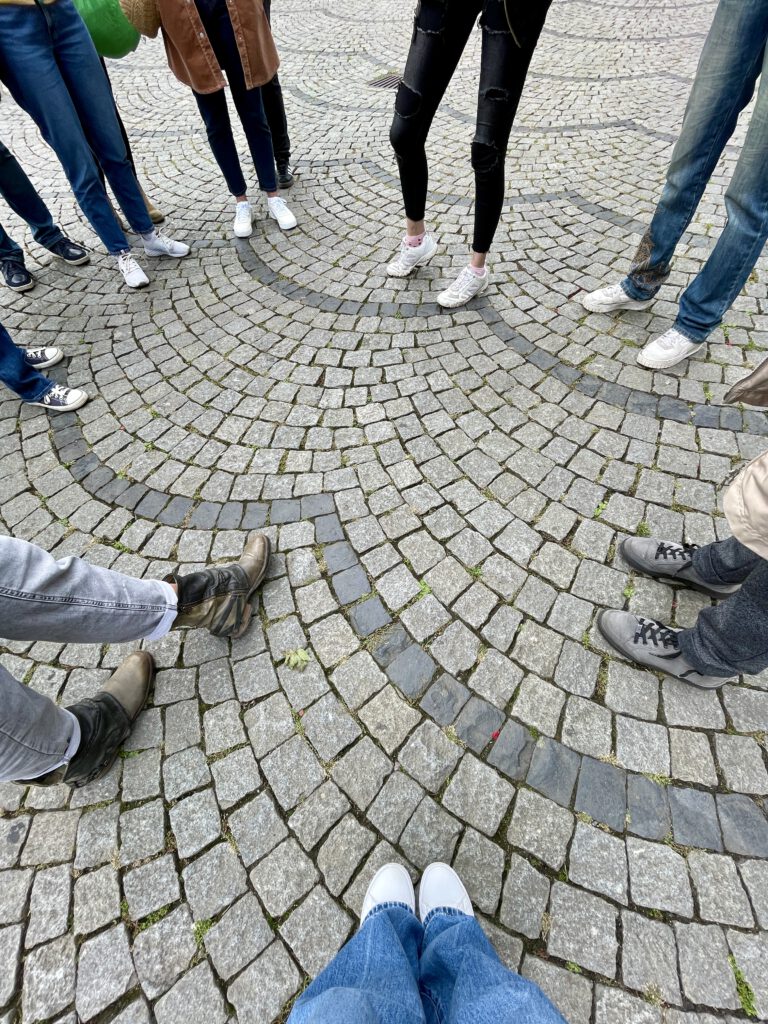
[73,0,140,59]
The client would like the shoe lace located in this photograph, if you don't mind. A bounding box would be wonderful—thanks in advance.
[634,617,680,651]
[271,197,288,214]
[118,251,141,271]
[655,541,698,563]
[43,384,68,404]
[451,266,479,294]
[25,348,44,360]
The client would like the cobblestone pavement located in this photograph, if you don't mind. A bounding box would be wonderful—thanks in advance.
[2,0,768,1021]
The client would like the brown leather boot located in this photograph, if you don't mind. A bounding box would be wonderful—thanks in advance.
[167,532,271,638]
[19,651,155,788]
[140,185,165,224]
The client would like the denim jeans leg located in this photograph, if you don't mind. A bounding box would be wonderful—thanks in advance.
[0,140,64,250]
[194,88,248,197]
[0,221,23,263]
[0,1,132,253]
[692,536,762,586]
[288,905,425,1024]
[0,664,80,783]
[622,0,768,302]
[419,910,567,1024]
[675,41,768,341]
[0,536,177,644]
[0,323,53,402]
[679,555,768,676]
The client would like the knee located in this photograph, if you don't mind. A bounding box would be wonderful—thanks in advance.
[390,83,423,156]
[471,137,504,178]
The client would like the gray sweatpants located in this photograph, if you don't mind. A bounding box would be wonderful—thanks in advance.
[1,536,176,782]
[680,536,768,676]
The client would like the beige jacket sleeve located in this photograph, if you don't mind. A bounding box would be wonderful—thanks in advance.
[723,449,768,560]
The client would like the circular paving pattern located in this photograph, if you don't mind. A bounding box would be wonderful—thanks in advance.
[2,0,768,1021]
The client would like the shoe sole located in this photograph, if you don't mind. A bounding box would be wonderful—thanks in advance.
[232,535,272,640]
[53,253,90,266]
[386,239,438,278]
[125,279,150,289]
[619,540,738,600]
[6,279,34,292]
[234,226,253,238]
[28,354,64,370]
[636,350,697,370]
[581,295,653,314]
[269,216,297,231]
[437,272,489,309]
[143,250,190,259]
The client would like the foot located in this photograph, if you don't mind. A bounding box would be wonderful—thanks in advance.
[437,266,489,309]
[637,328,701,369]
[581,281,653,314]
[267,196,297,231]
[361,864,415,924]
[24,347,64,370]
[596,610,733,689]
[386,233,437,278]
[233,201,253,238]
[140,187,165,224]
[277,161,294,189]
[142,230,190,258]
[18,652,155,788]
[117,251,149,289]
[419,863,474,921]
[168,531,271,638]
[1,259,33,293]
[620,537,740,599]
[28,383,89,412]
[48,237,90,265]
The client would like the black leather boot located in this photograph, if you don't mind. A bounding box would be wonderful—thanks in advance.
[277,161,294,189]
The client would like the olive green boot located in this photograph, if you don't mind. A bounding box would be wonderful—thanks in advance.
[20,651,155,788]
[167,532,271,638]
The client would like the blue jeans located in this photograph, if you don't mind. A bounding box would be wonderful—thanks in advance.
[192,0,278,196]
[680,536,768,676]
[622,0,768,342]
[0,140,64,261]
[0,322,52,402]
[288,905,566,1024]
[0,0,152,254]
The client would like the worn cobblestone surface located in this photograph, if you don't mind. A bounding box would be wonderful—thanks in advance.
[1,0,768,1021]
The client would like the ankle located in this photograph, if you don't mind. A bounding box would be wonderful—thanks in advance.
[468,264,487,277]
[405,231,425,248]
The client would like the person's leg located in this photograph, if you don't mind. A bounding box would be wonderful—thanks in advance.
[0,140,64,249]
[260,0,291,170]
[692,536,762,586]
[622,0,768,301]
[418,865,566,1024]
[193,87,249,198]
[673,40,768,342]
[0,664,80,783]
[0,323,55,403]
[678,555,768,677]
[0,221,23,263]
[390,0,482,234]
[0,4,131,253]
[98,58,137,174]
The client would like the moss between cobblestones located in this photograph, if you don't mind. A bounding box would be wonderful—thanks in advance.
[729,955,758,1018]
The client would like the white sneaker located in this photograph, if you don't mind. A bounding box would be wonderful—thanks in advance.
[637,328,702,370]
[437,266,489,308]
[360,864,414,925]
[116,251,149,289]
[142,230,190,258]
[24,347,64,370]
[582,281,653,313]
[29,383,89,412]
[233,201,253,238]
[418,863,474,921]
[386,233,437,277]
[267,196,297,231]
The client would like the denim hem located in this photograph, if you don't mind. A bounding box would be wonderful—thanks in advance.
[422,906,473,929]
[363,901,414,925]
[19,709,80,779]
[672,321,708,344]
[143,580,179,641]
[621,275,658,302]
[22,378,55,404]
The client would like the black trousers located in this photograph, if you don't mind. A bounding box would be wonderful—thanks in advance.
[390,0,551,253]
[262,0,291,164]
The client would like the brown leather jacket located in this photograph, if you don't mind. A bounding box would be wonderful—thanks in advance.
[157,0,279,94]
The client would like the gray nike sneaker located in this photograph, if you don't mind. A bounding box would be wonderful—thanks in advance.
[620,537,740,600]
[596,610,734,689]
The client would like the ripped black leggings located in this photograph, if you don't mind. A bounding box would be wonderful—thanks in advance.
[390,0,551,253]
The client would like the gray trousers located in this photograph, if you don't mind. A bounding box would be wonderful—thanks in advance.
[680,536,768,676]
[1,536,176,782]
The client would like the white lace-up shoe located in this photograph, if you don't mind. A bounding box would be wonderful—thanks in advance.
[419,863,474,922]
[437,266,489,308]
[360,864,415,925]
[637,328,701,369]
[29,383,89,412]
[116,251,149,289]
[267,196,297,231]
[233,201,253,238]
[386,233,438,277]
[24,347,64,370]
[142,230,190,258]
[582,281,653,313]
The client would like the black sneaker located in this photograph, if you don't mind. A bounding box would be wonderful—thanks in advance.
[28,383,89,411]
[1,259,33,292]
[277,161,294,189]
[48,237,90,265]
[596,610,733,688]
[25,347,64,370]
